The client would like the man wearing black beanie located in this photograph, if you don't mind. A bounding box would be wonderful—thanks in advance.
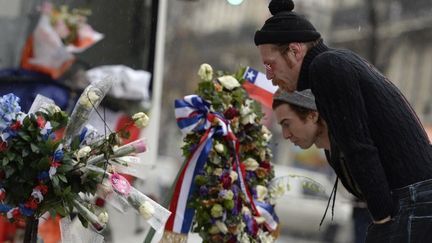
[255,0,432,242]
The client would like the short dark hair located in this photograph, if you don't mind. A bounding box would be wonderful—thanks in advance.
[272,99,312,121]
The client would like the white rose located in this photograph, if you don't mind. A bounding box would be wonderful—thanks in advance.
[98,211,109,224]
[229,171,238,182]
[139,201,155,220]
[197,63,213,81]
[241,113,257,125]
[258,231,275,243]
[240,105,251,116]
[76,146,92,161]
[79,89,100,108]
[269,180,287,198]
[255,185,268,202]
[222,190,234,200]
[243,158,259,171]
[261,126,272,142]
[132,112,150,128]
[215,220,228,234]
[218,75,240,90]
[213,168,223,176]
[214,143,225,153]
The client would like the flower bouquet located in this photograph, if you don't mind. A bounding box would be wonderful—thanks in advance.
[20,2,103,78]
[150,64,279,243]
[0,76,170,242]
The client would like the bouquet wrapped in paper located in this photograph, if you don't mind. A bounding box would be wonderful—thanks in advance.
[20,2,104,79]
[0,76,169,242]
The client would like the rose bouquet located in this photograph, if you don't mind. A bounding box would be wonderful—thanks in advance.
[156,64,279,243]
[0,77,170,242]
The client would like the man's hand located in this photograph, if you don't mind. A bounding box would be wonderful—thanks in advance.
[373,216,391,224]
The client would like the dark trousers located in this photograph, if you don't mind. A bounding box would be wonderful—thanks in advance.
[366,179,432,243]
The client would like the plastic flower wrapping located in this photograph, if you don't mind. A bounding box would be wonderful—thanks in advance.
[21,2,104,79]
[158,64,279,243]
[0,77,170,242]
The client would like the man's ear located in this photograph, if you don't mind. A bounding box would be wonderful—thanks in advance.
[309,111,319,123]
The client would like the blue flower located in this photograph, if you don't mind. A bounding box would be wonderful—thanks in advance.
[53,146,64,161]
[37,171,49,181]
[0,93,21,132]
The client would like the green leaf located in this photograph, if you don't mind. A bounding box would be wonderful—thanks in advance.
[58,174,68,183]
[2,157,9,166]
[30,143,40,153]
[78,214,89,228]
[37,157,50,169]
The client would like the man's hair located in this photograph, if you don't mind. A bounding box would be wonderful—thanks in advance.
[272,99,313,121]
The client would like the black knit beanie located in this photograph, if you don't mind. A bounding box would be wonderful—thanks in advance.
[254,0,321,45]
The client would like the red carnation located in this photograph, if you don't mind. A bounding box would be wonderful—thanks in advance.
[10,121,22,131]
[25,198,39,210]
[223,107,240,120]
[36,184,49,195]
[12,208,21,218]
[51,161,61,168]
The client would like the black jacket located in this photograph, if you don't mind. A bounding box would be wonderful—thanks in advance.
[298,40,432,220]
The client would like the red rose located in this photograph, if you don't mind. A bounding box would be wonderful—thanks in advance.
[10,121,22,131]
[260,161,271,171]
[223,107,240,120]
[36,116,46,128]
[0,141,7,152]
[95,197,105,207]
[221,173,232,189]
[25,198,38,210]
[36,184,49,195]
[0,189,6,201]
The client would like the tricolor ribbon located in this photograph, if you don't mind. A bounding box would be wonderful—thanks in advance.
[166,95,261,234]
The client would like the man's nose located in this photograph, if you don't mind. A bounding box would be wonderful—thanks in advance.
[266,70,274,80]
[283,130,292,139]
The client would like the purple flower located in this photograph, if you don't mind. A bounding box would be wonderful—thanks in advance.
[199,185,208,196]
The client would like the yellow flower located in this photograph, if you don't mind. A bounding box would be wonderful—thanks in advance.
[132,112,150,128]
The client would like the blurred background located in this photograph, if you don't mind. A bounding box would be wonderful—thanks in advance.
[1,0,432,242]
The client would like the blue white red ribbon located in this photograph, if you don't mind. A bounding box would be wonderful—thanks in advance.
[167,95,262,234]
